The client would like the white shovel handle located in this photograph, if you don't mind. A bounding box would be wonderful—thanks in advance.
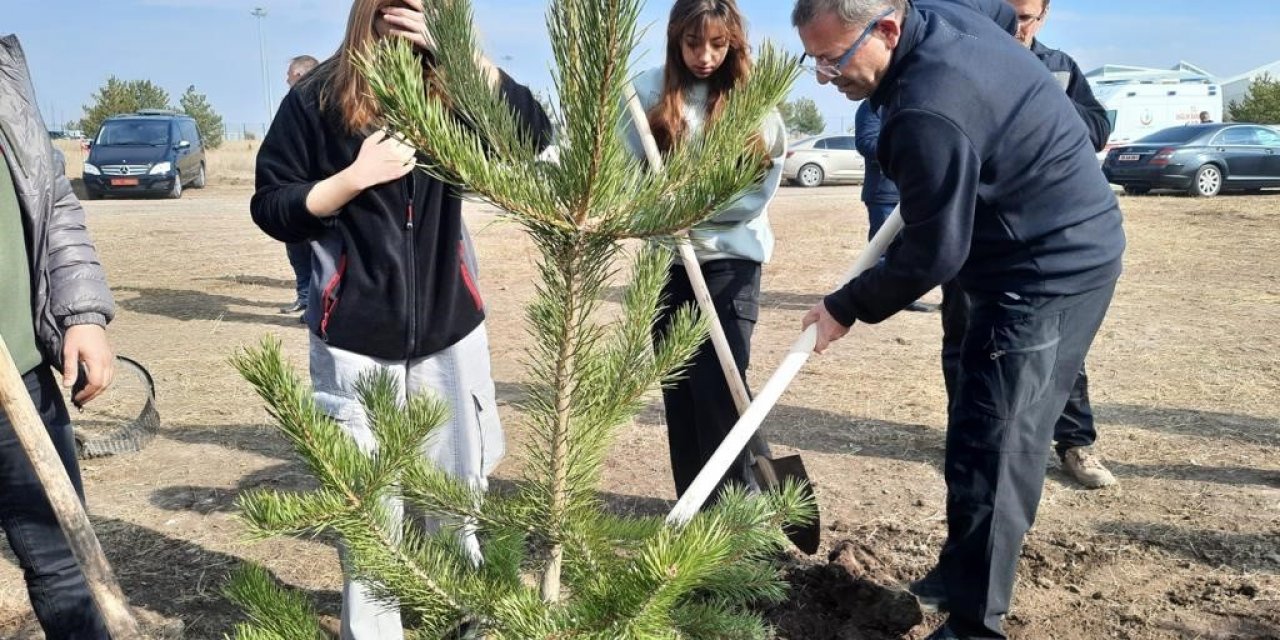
[666,206,905,525]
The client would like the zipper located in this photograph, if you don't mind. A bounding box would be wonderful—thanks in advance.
[989,337,1060,361]
[404,172,418,357]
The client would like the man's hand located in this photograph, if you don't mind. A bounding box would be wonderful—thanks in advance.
[802,301,852,354]
[380,0,438,53]
[62,324,114,407]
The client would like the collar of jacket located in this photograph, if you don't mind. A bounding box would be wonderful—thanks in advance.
[869,2,922,113]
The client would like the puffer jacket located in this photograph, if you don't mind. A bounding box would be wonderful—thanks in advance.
[0,34,115,366]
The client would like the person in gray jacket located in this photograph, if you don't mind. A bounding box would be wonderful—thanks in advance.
[1,34,117,639]
[623,0,787,501]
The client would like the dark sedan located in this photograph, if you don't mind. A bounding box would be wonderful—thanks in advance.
[1103,123,1280,197]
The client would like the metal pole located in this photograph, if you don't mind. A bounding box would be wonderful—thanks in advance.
[252,8,273,123]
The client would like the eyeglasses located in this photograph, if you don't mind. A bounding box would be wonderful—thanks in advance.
[1016,9,1046,25]
[799,7,895,80]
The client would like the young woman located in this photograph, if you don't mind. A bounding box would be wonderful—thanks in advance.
[624,0,787,501]
[250,1,551,637]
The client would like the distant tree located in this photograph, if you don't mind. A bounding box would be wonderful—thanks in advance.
[779,97,825,136]
[180,85,225,148]
[77,77,171,138]
[1228,74,1280,124]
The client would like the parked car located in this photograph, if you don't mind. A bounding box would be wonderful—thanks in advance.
[1103,123,1280,197]
[782,134,865,187]
[82,110,207,199]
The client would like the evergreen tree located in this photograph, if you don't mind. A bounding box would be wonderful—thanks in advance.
[77,77,171,138]
[779,97,825,136]
[226,0,813,637]
[1228,74,1280,124]
[179,85,225,148]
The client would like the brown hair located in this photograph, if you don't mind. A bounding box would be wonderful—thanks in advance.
[648,0,754,154]
[319,0,440,134]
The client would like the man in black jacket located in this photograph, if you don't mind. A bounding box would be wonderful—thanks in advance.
[940,0,1118,490]
[793,1,1125,638]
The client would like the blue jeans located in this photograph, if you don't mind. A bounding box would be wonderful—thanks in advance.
[865,201,896,242]
[286,241,312,305]
[0,367,108,639]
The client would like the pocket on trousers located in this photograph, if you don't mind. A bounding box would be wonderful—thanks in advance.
[470,385,505,476]
[730,298,760,324]
[960,313,1062,422]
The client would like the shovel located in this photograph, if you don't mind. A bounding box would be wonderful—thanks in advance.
[0,339,142,638]
[666,205,905,528]
[623,83,823,553]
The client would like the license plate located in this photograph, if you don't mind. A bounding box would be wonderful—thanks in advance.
[1118,154,1140,162]
[110,178,139,186]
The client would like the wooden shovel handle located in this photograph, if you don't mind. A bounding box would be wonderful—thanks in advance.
[623,84,754,417]
[0,339,140,638]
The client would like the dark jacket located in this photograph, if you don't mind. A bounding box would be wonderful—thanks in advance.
[1031,39,1112,152]
[825,0,1124,326]
[251,61,551,360]
[0,35,114,366]
[854,101,898,204]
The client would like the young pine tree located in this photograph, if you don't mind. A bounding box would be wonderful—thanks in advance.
[226,0,812,637]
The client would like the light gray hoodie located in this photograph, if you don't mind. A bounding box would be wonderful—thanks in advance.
[624,65,786,264]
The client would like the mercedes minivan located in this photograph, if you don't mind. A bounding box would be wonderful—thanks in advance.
[82,110,207,199]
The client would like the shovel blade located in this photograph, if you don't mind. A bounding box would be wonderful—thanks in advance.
[751,454,822,555]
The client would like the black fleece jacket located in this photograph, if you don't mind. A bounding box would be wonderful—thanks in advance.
[251,61,551,360]
[824,0,1125,326]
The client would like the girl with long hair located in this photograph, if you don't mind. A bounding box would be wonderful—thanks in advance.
[625,0,787,502]
[251,1,551,637]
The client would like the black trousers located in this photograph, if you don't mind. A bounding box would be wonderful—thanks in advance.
[652,259,761,500]
[942,281,1097,456]
[938,282,1116,638]
[0,367,109,639]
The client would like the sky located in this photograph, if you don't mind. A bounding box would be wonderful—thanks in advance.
[7,0,1280,135]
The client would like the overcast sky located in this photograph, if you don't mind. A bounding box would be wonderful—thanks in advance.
[8,0,1279,133]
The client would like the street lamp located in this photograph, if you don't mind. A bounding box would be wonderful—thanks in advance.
[251,7,273,125]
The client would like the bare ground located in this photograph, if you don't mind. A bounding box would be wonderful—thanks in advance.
[1,184,1277,639]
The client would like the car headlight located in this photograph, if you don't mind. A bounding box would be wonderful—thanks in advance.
[149,162,173,175]
[83,163,100,176]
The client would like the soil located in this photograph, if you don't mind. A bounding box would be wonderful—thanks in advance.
[1,185,1277,639]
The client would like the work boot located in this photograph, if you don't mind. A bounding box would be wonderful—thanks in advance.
[1061,446,1117,489]
[908,566,948,613]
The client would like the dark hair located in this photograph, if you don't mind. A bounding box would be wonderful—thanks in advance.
[647,0,753,153]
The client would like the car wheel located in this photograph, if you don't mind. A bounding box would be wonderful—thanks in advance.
[1123,186,1151,196]
[167,175,183,199]
[192,163,207,189]
[1189,164,1222,197]
[796,164,824,188]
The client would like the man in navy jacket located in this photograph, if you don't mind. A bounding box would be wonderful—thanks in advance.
[947,0,1114,490]
[793,1,1125,637]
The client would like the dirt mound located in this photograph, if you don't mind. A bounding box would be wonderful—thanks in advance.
[770,541,928,639]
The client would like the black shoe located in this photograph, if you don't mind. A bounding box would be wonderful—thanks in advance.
[909,566,948,613]
[905,300,938,313]
[280,301,307,314]
[297,312,307,325]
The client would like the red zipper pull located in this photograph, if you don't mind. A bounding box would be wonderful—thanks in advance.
[406,202,414,229]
